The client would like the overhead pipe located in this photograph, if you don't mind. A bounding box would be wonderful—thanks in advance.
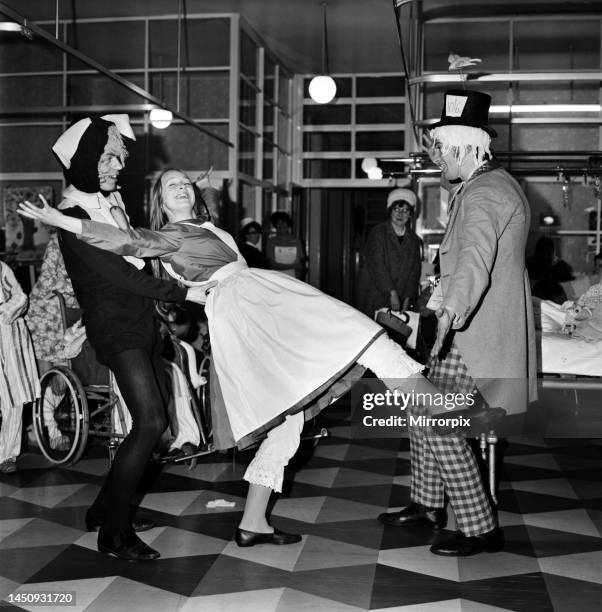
[0,1,233,148]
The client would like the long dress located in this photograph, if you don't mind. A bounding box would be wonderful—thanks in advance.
[77,218,420,448]
[0,262,40,462]
[25,233,79,364]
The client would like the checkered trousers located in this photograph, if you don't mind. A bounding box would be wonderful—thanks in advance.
[408,344,495,537]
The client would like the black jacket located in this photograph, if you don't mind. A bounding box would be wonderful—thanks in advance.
[59,205,186,364]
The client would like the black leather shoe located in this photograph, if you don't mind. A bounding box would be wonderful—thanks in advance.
[235,527,302,547]
[97,530,160,561]
[430,528,503,556]
[378,502,446,529]
[86,512,156,533]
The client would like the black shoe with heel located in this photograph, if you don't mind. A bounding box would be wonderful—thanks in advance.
[97,529,160,561]
[235,527,302,547]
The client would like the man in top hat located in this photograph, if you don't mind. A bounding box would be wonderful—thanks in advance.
[379,90,536,556]
[356,187,422,317]
[49,115,206,561]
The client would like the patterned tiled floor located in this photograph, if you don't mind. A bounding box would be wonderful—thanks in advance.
[0,398,601,611]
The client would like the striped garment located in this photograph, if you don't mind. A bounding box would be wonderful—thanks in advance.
[0,262,40,463]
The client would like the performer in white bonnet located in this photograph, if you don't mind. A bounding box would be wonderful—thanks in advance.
[40,116,206,562]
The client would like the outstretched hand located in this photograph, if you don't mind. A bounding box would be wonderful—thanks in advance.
[17,194,60,226]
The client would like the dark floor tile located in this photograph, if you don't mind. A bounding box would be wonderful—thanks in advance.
[387,484,411,507]
[461,572,553,612]
[502,443,555,456]
[343,459,397,476]
[524,525,602,558]
[0,545,70,583]
[542,572,602,611]
[192,555,291,596]
[582,497,602,511]
[499,464,564,482]
[283,518,384,550]
[512,490,585,514]
[288,564,375,609]
[371,564,458,608]
[496,525,537,557]
[326,484,393,507]
[394,458,412,476]
[494,488,523,514]
[28,544,218,597]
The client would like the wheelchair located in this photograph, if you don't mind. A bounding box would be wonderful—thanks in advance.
[32,293,128,466]
[32,293,216,468]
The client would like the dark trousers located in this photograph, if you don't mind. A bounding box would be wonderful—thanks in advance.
[90,340,168,535]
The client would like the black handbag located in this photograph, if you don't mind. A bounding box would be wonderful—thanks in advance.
[375,308,413,345]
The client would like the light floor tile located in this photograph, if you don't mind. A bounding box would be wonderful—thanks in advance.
[271,496,327,524]
[292,468,340,488]
[181,588,284,612]
[294,535,377,571]
[522,509,600,538]
[11,577,116,612]
[182,489,245,515]
[332,468,392,487]
[0,519,82,549]
[145,526,228,558]
[221,537,305,571]
[312,444,350,461]
[317,497,385,523]
[276,587,364,611]
[139,491,201,516]
[0,518,34,542]
[85,576,183,612]
[162,461,231,482]
[538,551,602,584]
[9,484,88,509]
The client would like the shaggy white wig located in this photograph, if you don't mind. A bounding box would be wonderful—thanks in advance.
[428,125,492,166]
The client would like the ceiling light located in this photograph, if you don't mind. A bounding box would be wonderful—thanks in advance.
[490,104,601,113]
[0,21,21,32]
[361,157,378,173]
[367,166,383,180]
[309,2,337,104]
[150,108,173,129]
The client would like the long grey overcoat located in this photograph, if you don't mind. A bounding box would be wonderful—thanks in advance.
[439,166,537,413]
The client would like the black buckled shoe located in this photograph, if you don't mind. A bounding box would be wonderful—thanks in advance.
[235,527,302,547]
[97,530,160,562]
[86,511,156,533]
[430,528,503,556]
[378,502,447,529]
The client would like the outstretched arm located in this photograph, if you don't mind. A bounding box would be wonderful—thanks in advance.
[19,195,182,258]
[19,195,83,235]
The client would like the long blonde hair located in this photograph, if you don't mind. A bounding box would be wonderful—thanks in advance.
[149,168,211,284]
[149,168,211,231]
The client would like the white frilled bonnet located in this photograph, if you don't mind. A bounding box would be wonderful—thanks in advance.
[52,114,136,169]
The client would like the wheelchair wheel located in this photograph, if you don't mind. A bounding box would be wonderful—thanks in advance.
[198,355,212,438]
[33,366,89,465]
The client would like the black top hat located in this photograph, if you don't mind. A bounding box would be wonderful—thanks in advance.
[431,89,497,138]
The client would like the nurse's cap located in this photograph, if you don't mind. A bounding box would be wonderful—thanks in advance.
[52,114,136,169]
